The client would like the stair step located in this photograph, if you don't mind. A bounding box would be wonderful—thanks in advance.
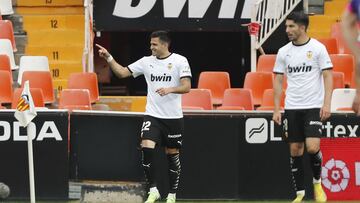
[16,7,84,15]
[27,29,84,46]
[17,0,83,7]
[26,45,83,62]
[53,79,68,96]
[23,14,84,31]
[49,61,83,79]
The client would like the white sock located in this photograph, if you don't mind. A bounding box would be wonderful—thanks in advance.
[149,187,159,193]
[296,190,305,196]
[313,178,321,184]
[167,193,176,199]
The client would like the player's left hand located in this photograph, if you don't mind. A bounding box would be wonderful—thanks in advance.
[320,105,331,121]
[156,88,171,96]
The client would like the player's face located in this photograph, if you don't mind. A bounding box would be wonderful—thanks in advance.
[285,20,303,42]
[150,37,168,57]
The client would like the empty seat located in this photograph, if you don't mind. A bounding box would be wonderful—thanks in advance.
[59,89,91,110]
[243,72,274,106]
[331,88,356,112]
[0,70,12,103]
[0,39,17,70]
[0,20,16,52]
[0,54,12,81]
[333,71,345,89]
[67,72,100,103]
[257,89,285,110]
[217,88,254,110]
[11,88,45,109]
[330,54,355,86]
[18,56,50,85]
[0,0,14,15]
[182,89,213,110]
[317,38,339,54]
[197,71,230,105]
[21,71,55,103]
[257,54,276,72]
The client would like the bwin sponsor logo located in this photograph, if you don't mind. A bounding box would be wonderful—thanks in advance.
[151,73,172,82]
[287,63,312,73]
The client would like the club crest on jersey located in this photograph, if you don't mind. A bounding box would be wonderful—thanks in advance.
[167,63,173,70]
[306,51,313,59]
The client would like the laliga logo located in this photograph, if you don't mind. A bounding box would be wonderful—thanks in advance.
[322,158,350,192]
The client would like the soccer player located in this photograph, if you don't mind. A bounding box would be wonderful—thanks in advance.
[342,0,360,114]
[272,11,333,203]
[96,31,192,203]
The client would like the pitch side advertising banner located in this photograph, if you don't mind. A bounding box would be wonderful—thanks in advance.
[0,110,68,199]
[93,0,251,31]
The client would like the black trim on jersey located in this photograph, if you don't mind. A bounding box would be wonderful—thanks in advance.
[292,37,311,47]
[322,67,333,71]
[273,72,284,75]
[180,76,192,79]
[157,53,173,60]
[126,66,133,73]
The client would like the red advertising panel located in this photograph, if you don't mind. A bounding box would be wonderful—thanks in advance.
[321,138,360,200]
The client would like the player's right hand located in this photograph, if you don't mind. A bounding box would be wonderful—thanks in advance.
[95,44,111,59]
[352,90,360,115]
[272,111,282,125]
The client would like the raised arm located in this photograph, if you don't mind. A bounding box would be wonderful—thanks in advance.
[96,44,132,78]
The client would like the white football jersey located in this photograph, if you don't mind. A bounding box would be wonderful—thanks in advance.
[128,53,192,119]
[273,38,333,109]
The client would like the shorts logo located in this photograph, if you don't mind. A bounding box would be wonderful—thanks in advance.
[168,134,181,138]
[322,158,350,192]
[310,121,322,126]
[245,118,268,144]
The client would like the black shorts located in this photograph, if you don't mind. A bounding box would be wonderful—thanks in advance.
[283,108,322,142]
[141,115,184,149]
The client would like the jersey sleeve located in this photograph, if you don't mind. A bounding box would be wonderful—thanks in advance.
[179,57,192,78]
[273,51,286,74]
[318,45,333,70]
[128,57,145,78]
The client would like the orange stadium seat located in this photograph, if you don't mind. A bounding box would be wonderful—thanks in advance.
[0,54,12,82]
[317,38,339,54]
[18,56,49,85]
[197,71,230,105]
[182,89,213,110]
[331,23,352,54]
[68,72,99,103]
[11,88,45,109]
[333,71,345,89]
[330,54,355,86]
[217,88,254,110]
[257,89,285,110]
[59,89,91,110]
[0,39,17,70]
[350,72,356,88]
[0,70,13,104]
[243,72,274,106]
[257,54,276,72]
[21,71,55,103]
[0,20,17,52]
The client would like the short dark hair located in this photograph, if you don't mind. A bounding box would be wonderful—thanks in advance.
[150,30,171,45]
[286,11,309,30]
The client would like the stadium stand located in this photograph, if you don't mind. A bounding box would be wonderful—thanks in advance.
[21,71,55,103]
[243,72,273,106]
[0,20,17,51]
[11,88,45,109]
[67,72,99,103]
[0,39,17,70]
[197,71,231,105]
[331,88,356,112]
[330,54,355,86]
[217,88,254,110]
[59,89,92,110]
[0,70,13,104]
[0,54,12,82]
[257,89,285,111]
[18,55,50,84]
[257,54,276,72]
[317,38,339,54]
[182,89,213,110]
[331,23,352,54]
